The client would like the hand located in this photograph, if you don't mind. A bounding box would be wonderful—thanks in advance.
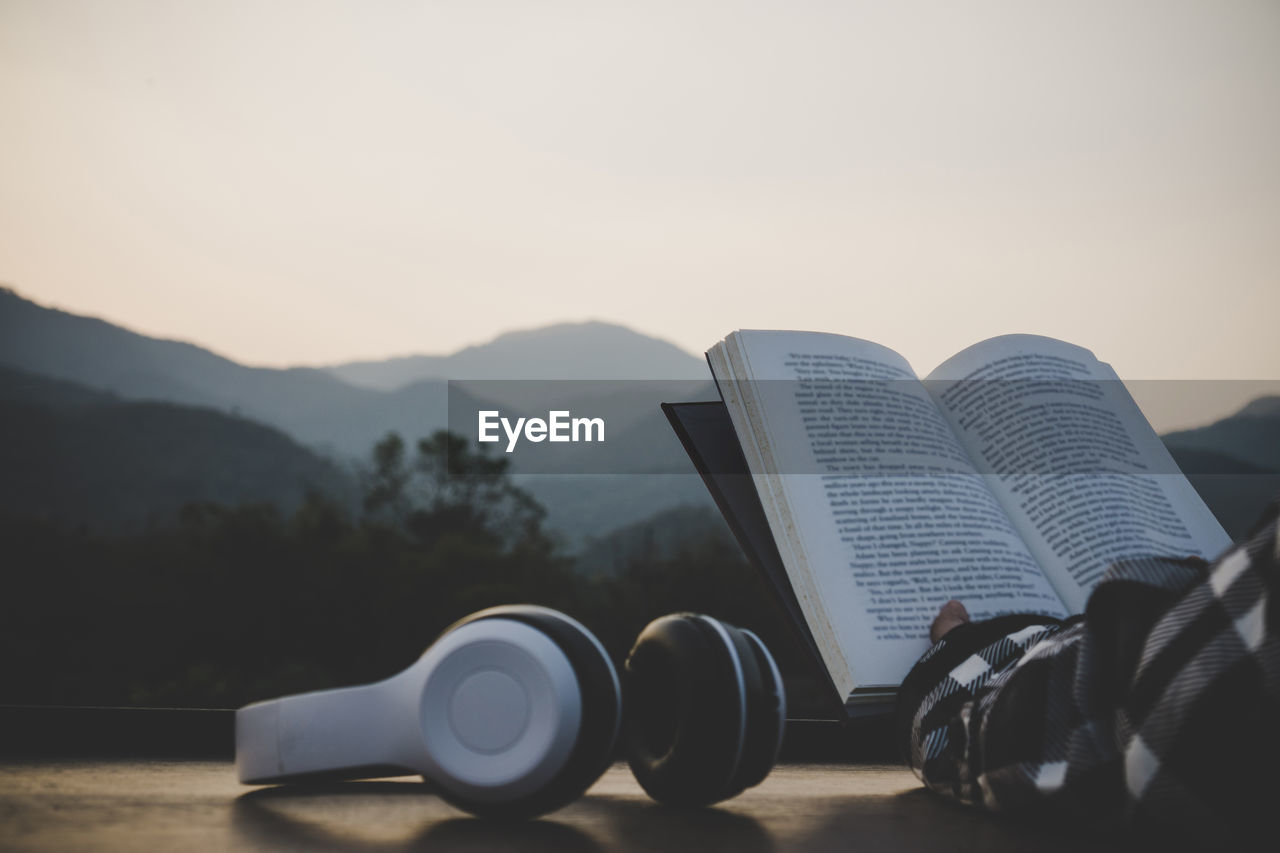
[930,600,969,644]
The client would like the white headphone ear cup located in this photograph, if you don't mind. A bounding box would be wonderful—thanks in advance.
[415,618,583,811]
[424,607,621,820]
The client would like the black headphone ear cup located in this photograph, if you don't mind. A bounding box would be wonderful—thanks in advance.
[624,614,786,808]
[623,613,749,806]
[717,625,786,797]
[430,605,621,819]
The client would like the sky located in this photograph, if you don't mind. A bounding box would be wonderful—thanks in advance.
[2,1,1278,392]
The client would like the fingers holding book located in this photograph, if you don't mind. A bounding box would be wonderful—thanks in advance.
[930,600,970,644]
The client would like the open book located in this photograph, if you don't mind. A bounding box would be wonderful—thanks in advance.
[701,331,1230,710]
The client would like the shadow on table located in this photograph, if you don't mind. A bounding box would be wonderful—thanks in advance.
[790,788,1140,853]
[232,782,773,852]
[232,777,1148,852]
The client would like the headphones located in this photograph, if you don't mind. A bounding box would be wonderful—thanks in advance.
[236,605,786,819]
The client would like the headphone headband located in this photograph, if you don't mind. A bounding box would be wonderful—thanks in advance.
[236,606,784,818]
[236,618,583,802]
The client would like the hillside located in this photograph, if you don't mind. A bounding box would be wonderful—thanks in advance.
[0,367,354,530]
[5,286,1275,547]
[1163,396,1280,472]
[1159,396,1280,538]
[574,504,734,576]
[0,288,708,462]
[0,287,401,455]
[0,288,715,543]
[327,321,709,389]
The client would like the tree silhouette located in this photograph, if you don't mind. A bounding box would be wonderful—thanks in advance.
[361,433,410,522]
[0,430,812,710]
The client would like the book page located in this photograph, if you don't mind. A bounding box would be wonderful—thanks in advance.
[926,335,1231,614]
[709,338,853,695]
[714,331,1067,695]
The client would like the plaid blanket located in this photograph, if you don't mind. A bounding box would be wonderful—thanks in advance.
[897,498,1280,842]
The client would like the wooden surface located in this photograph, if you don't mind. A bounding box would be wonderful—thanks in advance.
[0,760,1132,852]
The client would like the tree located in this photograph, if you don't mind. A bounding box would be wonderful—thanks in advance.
[361,430,547,550]
[361,433,410,523]
[409,430,547,547]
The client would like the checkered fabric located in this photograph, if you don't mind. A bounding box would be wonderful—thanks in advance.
[896,498,1280,841]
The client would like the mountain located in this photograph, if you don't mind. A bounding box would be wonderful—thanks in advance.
[1162,399,1280,539]
[1163,396,1280,473]
[0,366,354,530]
[0,288,710,461]
[1238,397,1280,420]
[0,286,403,455]
[0,288,714,544]
[15,284,1269,549]
[327,322,709,389]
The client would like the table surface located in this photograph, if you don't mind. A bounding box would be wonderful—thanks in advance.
[0,760,1132,852]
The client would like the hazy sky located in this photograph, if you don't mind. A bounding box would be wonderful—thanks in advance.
[2,0,1278,383]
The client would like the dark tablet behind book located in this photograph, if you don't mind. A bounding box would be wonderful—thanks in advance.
[661,401,890,721]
